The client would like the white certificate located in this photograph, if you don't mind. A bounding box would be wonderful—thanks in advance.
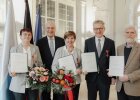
[10,53,28,73]
[109,56,124,76]
[81,52,97,72]
[58,55,77,74]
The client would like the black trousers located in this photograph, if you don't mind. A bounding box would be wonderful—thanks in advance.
[86,78,110,100]
[13,88,38,100]
[73,84,80,100]
[117,85,140,100]
[41,89,65,100]
[41,90,51,100]
[53,84,80,100]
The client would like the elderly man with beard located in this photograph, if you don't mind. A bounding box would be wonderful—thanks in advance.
[116,26,140,100]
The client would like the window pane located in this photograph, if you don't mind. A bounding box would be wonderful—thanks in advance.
[59,3,66,20]
[41,0,45,16]
[36,0,45,16]
[47,0,55,18]
[67,22,73,31]
[58,20,66,35]
[67,5,73,21]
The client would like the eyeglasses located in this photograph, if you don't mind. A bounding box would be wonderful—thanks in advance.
[94,28,104,31]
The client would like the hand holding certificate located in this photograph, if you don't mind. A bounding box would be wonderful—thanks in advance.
[81,52,97,73]
[58,55,77,74]
[109,56,124,76]
[10,53,28,73]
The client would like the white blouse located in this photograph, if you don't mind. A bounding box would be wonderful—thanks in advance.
[23,46,32,88]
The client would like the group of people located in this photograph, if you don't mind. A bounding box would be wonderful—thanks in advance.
[8,20,140,100]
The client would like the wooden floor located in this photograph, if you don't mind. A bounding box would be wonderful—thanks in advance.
[78,75,117,100]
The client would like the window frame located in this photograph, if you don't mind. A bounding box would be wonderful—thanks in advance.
[35,0,76,37]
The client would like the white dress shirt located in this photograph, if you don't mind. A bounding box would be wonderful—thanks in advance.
[95,36,105,51]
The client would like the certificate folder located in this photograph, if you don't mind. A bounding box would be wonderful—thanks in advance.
[81,52,97,73]
[10,53,28,73]
[109,56,124,76]
[58,55,76,75]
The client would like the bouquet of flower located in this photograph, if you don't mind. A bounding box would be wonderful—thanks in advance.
[51,68,76,94]
[28,66,50,91]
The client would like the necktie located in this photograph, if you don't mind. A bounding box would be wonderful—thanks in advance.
[50,39,55,56]
[97,39,101,57]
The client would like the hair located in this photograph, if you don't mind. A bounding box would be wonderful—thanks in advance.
[20,28,32,35]
[93,20,105,28]
[124,25,137,34]
[46,20,56,27]
[64,31,76,40]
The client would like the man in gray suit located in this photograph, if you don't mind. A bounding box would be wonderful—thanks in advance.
[116,26,140,100]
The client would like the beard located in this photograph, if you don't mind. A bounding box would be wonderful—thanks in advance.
[126,38,135,43]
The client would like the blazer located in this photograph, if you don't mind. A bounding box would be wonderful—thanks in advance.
[52,46,82,84]
[37,36,65,72]
[84,36,116,84]
[9,44,42,93]
[116,42,140,96]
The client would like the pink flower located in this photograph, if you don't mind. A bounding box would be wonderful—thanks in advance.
[29,71,35,77]
[39,76,46,82]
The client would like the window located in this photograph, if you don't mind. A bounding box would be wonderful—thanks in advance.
[36,0,76,37]
[58,3,74,35]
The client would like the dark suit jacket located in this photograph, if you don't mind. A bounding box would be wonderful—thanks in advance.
[37,36,65,72]
[84,36,116,85]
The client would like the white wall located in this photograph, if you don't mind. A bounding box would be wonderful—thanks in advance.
[94,0,115,39]
[114,0,127,46]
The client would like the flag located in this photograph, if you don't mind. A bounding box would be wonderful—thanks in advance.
[34,5,42,100]
[1,0,17,100]
[34,4,42,44]
[24,0,33,44]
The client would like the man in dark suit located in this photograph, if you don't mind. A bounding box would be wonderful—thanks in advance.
[84,20,116,100]
[37,21,65,100]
